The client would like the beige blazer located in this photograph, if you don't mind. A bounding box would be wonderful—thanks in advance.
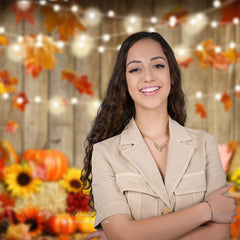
[92,116,226,228]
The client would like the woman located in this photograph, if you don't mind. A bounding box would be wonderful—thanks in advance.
[81,31,237,240]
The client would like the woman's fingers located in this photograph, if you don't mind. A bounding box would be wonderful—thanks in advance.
[85,230,104,240]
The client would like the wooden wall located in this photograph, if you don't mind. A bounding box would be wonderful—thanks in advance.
[0,0,239,168]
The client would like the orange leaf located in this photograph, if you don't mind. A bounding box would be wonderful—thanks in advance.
[195,103,207,118]
[220,92,232,111]
[13,92,29,112]
[0,70,18,93]
[0,192,15,208]
[0,35,9,45]
[178,58,194,68]
[220,0,240,24]
[41,6,86,41]
[194,39,229,70]
[62,70,94,96]
[161,6,189,27]
[10,2,38,25]
[6,120,19,134]
[227,140,239,153]
[25,59,42,78]
[224,48,239,64]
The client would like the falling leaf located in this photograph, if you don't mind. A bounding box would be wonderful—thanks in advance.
[0,192,15,208]
[0,35,9,57]
[19,34,61,78]
[178,58,194,68]
[13,92,29,112]
[227,140,239,153]
[41,5,86,41]
[224,48,239,64]
[194,39,229,70]
[160,6,189,27]
[0,70,18,94]
[195,103,207,118]
[10,2,38,25]
[220,92,232,111]
[61,70,94,96]
[6,120,19,133]
[220,0,240,24]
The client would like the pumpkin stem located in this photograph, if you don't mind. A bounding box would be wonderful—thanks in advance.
[42,139,61,149]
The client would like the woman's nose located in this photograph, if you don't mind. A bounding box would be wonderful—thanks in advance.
[143,68,155,82]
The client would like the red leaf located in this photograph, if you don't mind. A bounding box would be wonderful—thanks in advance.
[195,103,207,118]
[0,70,18,93]
[6,120,19,133]
[10,2,38,25]
[220,0,240,24]
[13,92,29,112]
[25,59,42,78]
[220,92,232,111]
[0,192,15,208]
[178,58,194,68]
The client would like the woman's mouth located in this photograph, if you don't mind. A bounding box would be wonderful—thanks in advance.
[140,86,160,96]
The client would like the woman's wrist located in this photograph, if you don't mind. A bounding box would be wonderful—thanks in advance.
[199,201,213,223]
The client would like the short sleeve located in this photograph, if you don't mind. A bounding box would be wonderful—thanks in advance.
[91,144,131,229]
[204,134,227,199]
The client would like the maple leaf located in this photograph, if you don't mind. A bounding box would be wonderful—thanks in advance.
[6,120,19,133]
[220,0,240,24]
[10,2,38,25]
[224,48,239,64]
[227,140,239,153]
[61,70,94,96]
[13,92,29,112]
[0,35,9,45]
[0,192,15,208]
[195,103,207,118]
[194,39,229,70]
[41,6,87,41]
[0,70,18,93]
[20,34,61,78]
[160,6,189,27]
[178,58,194,68]
[220,92,232,111]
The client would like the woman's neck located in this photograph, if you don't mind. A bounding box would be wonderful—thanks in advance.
[135,109,169,140]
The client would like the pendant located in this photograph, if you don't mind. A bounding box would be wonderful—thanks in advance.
[154,142,167,152]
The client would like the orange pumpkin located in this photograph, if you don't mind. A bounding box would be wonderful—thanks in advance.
[75,211,96,234]
[47,213,77,235]
[231,205,240,238]
[19,149,68,181]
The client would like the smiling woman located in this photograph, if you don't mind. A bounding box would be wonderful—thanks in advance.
[81,31,237,240]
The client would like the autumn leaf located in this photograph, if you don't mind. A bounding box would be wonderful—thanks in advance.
[227,140,239,153]
[194,39,229,70]
[13,92,29,112]
[220,92,232,111]
[195,103,207,118]
[6,120,19,133]
[160,6,189,27]
[0,70,18,93]
[19,34,61,78]
[220,0,240,24]
[178,58,194,68]
[62,70,94,96]
[224,48,239,64]
[0,192,15,208]
[41,5,86,41]
[0,35,9,57]
[10,2,38,25]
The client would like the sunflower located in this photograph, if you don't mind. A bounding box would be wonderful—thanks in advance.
[4,162,42,198]
[60,168,89,194]
[17,205,43,236]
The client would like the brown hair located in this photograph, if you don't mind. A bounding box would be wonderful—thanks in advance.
[81,31,186,207]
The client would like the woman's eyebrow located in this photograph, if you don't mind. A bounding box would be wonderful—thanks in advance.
[126,60,141,67]
[151,56,166,61]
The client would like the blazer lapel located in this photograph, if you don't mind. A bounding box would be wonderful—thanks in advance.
[120,118,171,208]
[165,117,195,198]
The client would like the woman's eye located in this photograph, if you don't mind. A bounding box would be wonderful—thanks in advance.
[154,64,165,69]
[128,68,140,73]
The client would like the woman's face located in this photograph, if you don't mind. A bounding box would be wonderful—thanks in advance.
[126,38,171,114]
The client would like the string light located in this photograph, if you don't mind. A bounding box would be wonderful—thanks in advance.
[150,16,158,24]
[196,91,203,99]
[16,97,24,104]
[211,21,218,28]
[17,0,31,11]
[71,5,78,13]
[215,93,221,100]
[13,44,20,52]
[213,0,221,8]
[53,4,61,12]
[235,85,240,92]
[215,46,221,53]
[57,41,65,49]
[124,15,142,34]
[107,10,115,17]
[102,34,110,42]
[148,26,156,32]
[17,36,23,43]
[2,93,9,100]
[169,16,177,27]
[196,45,203,51]
[233,17,239,25]
[98,46,105,53]
[34,96,42,103]
[71,97,78,104]
[0,27,5,34]
[84,8,102,26]
[229,42,236,49]
[39,0,46,6]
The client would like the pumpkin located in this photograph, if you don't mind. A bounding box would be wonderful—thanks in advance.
[75,211,96,234]
[19,149,68,181]
[47,213,77,235]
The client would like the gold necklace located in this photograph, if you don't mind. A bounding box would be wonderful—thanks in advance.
[143,135,169,152]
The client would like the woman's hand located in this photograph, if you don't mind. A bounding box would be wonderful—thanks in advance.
[206,183,238,224]
[85,230,108,240]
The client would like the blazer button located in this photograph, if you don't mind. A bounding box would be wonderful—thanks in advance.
[161,207,172,215]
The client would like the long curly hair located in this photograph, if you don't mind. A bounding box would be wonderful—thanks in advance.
[81,31,186,207]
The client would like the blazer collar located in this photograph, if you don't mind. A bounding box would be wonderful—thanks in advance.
[120,116,195,209]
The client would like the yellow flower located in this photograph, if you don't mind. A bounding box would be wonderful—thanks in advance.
[231,166,240,190]
[5,162,42,198]
[60,168,89,194]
